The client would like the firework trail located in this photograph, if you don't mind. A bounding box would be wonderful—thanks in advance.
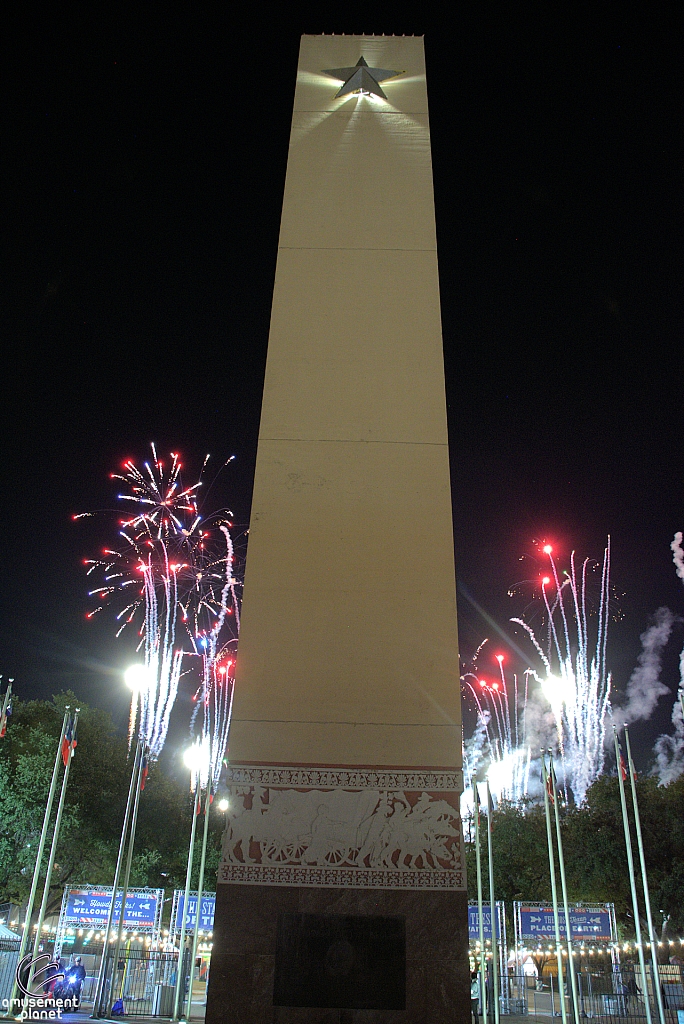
[462,657,532,805]
[463,710,490,783]
[77,445,239,761]
[511,540,612,804]
[188,525,239,793]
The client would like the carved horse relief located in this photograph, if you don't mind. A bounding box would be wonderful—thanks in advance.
[222,786,462,874]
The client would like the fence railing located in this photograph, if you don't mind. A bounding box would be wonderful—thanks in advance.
[0,938,20,1007]
[91,947,206,1018]
[481,967,684,1020]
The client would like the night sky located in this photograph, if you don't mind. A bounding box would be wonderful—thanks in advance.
[3,5,682,769]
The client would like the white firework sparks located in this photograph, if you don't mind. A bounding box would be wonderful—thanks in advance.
[512,540,612,804]
[462,657,532,805]
[189,525,239,793]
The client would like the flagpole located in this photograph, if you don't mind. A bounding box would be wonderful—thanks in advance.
[29,710,80,977]
[549,756,580,1024]
[613,727,652,1024]
[485,781,500,1024]
[473,777,487,1024]
[541,754,568,1024]
[7,710,69,1011]
[91,739,143,1017]
[625,727,666,1024]
[109,743,146,1011]
[173,785,202,1021]
[185,787,212,1021]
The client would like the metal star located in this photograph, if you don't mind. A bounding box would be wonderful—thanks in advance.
[322,56,404,100]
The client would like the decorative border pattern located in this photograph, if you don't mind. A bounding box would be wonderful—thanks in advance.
[224,764,464,792]
[219,863,465,890]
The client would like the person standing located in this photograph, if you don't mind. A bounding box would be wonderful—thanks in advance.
[471,970,481,1024]
[69,956,86,1005]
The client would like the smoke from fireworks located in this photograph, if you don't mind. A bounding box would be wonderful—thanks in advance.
[652,533,684,784]
[611,608,675,730]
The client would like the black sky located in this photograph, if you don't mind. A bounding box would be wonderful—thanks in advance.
[3,4,683,767]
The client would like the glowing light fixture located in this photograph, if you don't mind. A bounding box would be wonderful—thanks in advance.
[124,664,150,691]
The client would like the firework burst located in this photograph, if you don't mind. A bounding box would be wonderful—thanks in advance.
[188,525,239,793]
[512,539,612,804]
[77,445,239,761]
[462,654,532,804]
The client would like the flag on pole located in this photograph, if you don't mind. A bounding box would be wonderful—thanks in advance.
[0,700,11,738]
[546,768,555,803]
[140,752,149,791]
[619,752,637,782]
[487,781,496,827]
[0,681,12,739]
[61,715,78,766]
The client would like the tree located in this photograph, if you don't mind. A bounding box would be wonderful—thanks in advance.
[465,799,551,905]
[0,692,224,918]
[465,776,684,946]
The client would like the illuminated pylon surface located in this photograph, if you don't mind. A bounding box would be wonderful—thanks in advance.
[207,35,468,1024]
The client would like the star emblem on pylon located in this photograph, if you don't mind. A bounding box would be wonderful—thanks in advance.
[322,56,404,100]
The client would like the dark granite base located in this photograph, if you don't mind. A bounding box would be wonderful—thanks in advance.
[206,885,470,1024]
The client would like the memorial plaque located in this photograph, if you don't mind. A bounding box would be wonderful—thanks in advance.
[273,912,406,1010]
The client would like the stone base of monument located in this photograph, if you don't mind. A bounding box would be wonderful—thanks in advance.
[206,884,470,1024]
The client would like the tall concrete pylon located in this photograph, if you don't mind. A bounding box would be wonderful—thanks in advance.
[206,34,469,1024]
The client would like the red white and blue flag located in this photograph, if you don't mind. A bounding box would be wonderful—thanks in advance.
[61,716,78,766]
[619,753,637,782]
[0,701,11,739]
[0,683,12,739]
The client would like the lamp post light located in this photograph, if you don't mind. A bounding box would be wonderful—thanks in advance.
[184,783,213,1021]
[172,743,206,1022]
[124,664,150,692]
[92,665,149,1018]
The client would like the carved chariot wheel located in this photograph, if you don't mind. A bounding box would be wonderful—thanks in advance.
[262,839,308,863]
[323,847,351,865]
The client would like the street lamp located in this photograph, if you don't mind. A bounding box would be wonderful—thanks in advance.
[124,664,150,691]
[173,742,211,1021]
[92,668,149,1017]
[183,741,203,773]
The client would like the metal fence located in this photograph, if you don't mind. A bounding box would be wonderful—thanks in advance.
[481,967,684,1021]
[0,938,20,1006]
[91,947,201,1018]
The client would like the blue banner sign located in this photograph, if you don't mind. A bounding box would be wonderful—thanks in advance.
[175,892,216,931]
[519,906,612,942]
[468,904,501,940]
[63,889,159,930]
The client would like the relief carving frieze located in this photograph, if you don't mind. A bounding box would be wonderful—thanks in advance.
[219,765,466,890]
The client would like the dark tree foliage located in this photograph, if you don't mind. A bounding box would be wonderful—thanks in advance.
[0,693,223,917]
[466,775,684,939]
